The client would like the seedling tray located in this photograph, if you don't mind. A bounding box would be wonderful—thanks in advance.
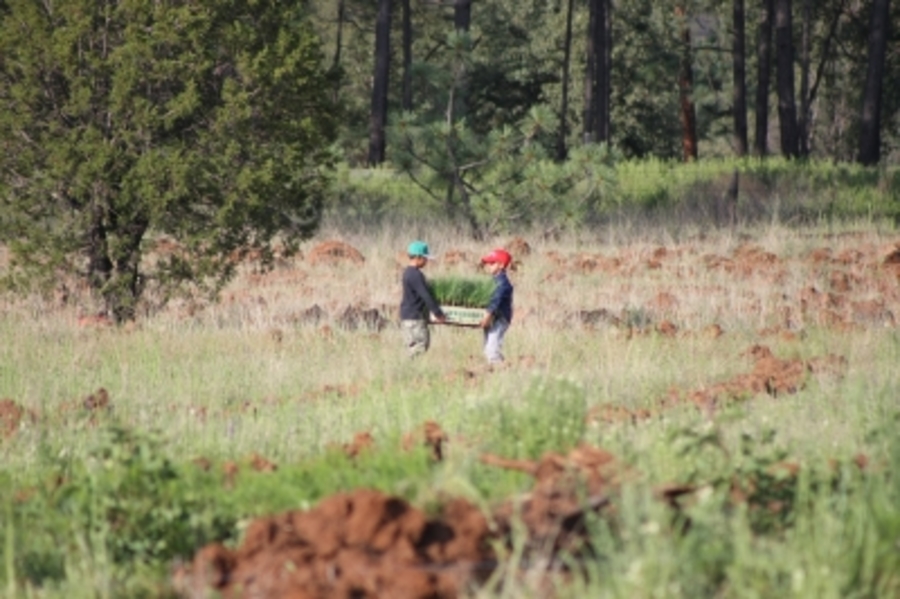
[432,305,483,327]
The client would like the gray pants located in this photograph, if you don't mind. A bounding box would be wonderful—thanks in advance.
[483,318,509,364]
[401,319,430,357]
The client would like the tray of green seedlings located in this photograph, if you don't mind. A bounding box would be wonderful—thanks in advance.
[428,277,494,327]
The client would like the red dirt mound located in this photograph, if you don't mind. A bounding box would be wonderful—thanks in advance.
[174,489,493,599]
[402,420,448,461]
[307,240,365,265]
[340,431,375,458]
[177,443,628,598]
[506,237,532,257]
[0,399,25,438]
[82,387,111,411]
[485,444,621,556]
[441,249,472,266]
[335,305,389,331]
[588,345,848,424]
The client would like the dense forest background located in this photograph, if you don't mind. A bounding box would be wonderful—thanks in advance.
[310,0,899,166]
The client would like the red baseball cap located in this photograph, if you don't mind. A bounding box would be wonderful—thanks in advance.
[480,248,512,268]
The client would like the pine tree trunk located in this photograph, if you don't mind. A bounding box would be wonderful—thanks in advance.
[597,0,612,143]
[775,0,799,158]
[454,0,471,31]
[583,0,611,144]
[583,0,596,143]
[754,0,774,156]
[857,0,891,165]
[677,4,698,161]
[402,0,412,111]
[368,0,392,166]
[557,0,575,160]
[733,0,749,156]
[797,0,811,156]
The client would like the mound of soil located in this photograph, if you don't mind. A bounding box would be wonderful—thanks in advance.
[335,305,390,331]
[0,399,24,438]
[176,444,625,598]
[174,489,493,599]
[308,241,365,266]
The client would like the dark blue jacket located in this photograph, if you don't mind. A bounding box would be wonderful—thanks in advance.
[400,266,444,320]
[486,271,513,323]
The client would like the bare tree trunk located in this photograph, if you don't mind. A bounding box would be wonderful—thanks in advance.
[402,0,412,111]
[797,0,811,156]
[368,0,393,166]
[557,0,576,160]
[733,0,749,156]
[677,4,698,161]
[583,0,597,143]
[583,0,611,144]
[857,0,890,165]
[754,0,774,156]
[597,0,612,143]
[775,0,799,158]
[454,0,471,31]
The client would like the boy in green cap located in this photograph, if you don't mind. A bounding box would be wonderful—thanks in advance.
[400,241,446,357]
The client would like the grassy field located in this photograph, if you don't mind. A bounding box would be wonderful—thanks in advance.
[1,219,899,597]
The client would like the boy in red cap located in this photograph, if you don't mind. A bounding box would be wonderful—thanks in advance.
[400,240,446,357]
[479,248,514,364]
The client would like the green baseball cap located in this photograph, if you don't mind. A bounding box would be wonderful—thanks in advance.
[407,240,433,259]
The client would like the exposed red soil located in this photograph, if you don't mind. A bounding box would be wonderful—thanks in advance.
[485,444,622,558]
[176,443,626,598]
[506,236,532,258]
[213,453,279,488]
[191,235,900,337]
[82,387,111,411]
[174,488,494,599]
[177,436,855,598]
[0,398,25,438]
[76,313,114,328]
[249,453,278,472]
[588,344,848,424]
[307,240,365,265]
[401,420,448,461]
[339,431,376,458]
[441,249,474,266]
[884,244,900,271]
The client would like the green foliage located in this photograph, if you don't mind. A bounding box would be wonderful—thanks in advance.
[323,157,898,231]
[51,426,235,566]
[324,164,441,228]
[477,379,588,462]
[672,425,802,533]
[392,104,619,236]
[428,277,494,308]
[0,0,338,320]
[226,443,438,515]
[615,157,900,224]
[0,426,235,592]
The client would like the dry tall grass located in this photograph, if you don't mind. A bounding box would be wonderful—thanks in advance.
[1,220,898,473]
